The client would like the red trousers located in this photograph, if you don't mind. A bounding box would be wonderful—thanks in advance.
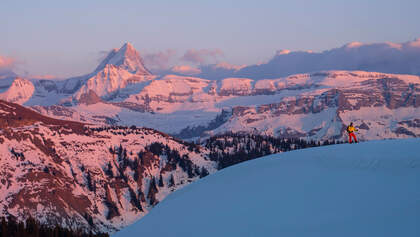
[348,132,357,143]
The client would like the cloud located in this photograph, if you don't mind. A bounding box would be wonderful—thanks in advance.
[30,74,59,80]
[190,62,248,80]
[404,38,420,49]
[276,49,291,55]
[0,55,17,77]
[143,49,177,70]
[0,56,14,68]
[171,65,201,75]
[181,49,224,64]
[213,62,246,71]
[235,38,420,79]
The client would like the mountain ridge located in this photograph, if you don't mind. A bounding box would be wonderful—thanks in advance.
[24,70,420,142]
[0,99,217,233]
[0,43,419,143]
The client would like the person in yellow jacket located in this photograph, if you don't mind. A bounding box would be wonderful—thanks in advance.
[347,122,358,143]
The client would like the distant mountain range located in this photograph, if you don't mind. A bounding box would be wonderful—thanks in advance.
[0,42,419,142]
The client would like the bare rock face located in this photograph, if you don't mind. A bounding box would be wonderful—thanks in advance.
[0,100,216,233]
[188,72,420,141]
[78,90,103,105]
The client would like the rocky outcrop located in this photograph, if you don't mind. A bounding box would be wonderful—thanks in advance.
[0,100,216,233]
[78,90,103,105]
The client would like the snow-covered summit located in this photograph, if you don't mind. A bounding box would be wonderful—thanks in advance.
[0,43,156,105]
[114,138,420,237]
[67,43,156,102]
[0,77,35,104]
[95,42,151,75]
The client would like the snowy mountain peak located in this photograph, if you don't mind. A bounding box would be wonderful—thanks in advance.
[0,77,35,104]
[121,42,135,51]
[95,42,151,75]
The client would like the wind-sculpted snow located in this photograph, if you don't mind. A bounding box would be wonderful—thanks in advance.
[113,139,420,237]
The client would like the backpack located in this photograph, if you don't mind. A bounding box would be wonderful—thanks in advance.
[347,125,352,133]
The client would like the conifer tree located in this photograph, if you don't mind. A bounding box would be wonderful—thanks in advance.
[158,174,164,187]
[168,174,175,187]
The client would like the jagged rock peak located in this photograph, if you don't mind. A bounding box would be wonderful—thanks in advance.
[95,42,151,75]
[78,90,103,105]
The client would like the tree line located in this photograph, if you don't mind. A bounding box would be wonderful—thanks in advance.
[0,216,109,237]
[204,132,344,169]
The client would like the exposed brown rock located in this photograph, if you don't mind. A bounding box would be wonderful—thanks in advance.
[78,90,103,105]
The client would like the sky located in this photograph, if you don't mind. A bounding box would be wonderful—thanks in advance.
[1,0,419,78]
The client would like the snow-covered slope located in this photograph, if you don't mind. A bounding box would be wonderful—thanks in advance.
[113,138,420,237]
[0,78,35,104]
[0,100,216,233]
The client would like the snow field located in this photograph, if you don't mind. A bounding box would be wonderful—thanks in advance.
[113,138,420,237]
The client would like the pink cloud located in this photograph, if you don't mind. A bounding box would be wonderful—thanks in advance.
[214,62,246,71]
[344,42,364,49]
[342,39,420,51]
[0,55,16,76]
[30,74,59,80]
[405,38,420,48]
[276,49,291,55]
[0,56,15,69]
[143,49,177,70]
[233,38,420,79]
[171,65,202,75]
[181,49,224,64]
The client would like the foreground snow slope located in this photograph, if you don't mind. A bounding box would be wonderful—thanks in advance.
[114,139,420,237]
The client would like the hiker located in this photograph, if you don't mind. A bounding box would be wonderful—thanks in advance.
[346,122,358,143]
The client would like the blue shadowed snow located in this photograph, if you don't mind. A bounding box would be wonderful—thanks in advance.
[113,139,420,237]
